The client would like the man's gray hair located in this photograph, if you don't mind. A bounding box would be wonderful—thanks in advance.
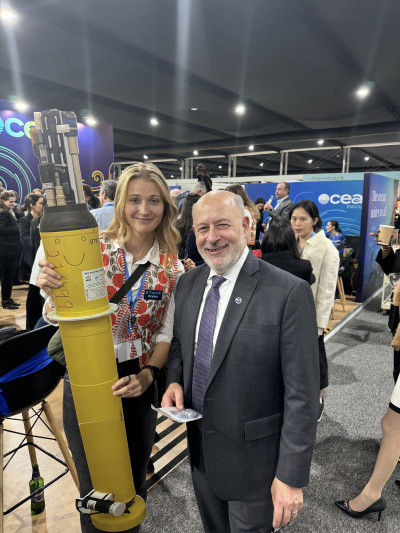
[193,181,208,195]
[281,181,290,193]
[100,180,118,201]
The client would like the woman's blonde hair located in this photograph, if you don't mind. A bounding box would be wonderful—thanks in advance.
[104,163,179,268]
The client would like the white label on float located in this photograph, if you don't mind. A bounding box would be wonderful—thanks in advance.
[82,268,107,301]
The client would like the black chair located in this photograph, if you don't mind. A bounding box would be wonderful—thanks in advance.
[0,325,79,523]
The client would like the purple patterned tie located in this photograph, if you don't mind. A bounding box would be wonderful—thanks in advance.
[192,276,226,414]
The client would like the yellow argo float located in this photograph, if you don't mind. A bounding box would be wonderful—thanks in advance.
[31,110,145,531]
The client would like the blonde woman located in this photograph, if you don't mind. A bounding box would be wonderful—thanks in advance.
[38,163,184,533]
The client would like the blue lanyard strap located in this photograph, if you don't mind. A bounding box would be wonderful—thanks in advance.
[123,251,149,333]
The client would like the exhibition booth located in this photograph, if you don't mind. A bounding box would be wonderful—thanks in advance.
[0,97,399,304]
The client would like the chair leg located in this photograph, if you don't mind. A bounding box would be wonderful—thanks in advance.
[337,276,346,312]
[330,307,335,320]
[0,422,3,533]
[22,410,38,466]
[41,401,80,491]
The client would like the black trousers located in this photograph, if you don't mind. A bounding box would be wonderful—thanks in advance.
[319,334,329,390]
[63,358,157,533]
[0,254,18,302]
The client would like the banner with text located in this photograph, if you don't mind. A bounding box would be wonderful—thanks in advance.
[356,173,398,301]
[245,180,363,236]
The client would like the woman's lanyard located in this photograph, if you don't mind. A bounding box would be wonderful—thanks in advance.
[123,251,148,333]
[300,231,315,257]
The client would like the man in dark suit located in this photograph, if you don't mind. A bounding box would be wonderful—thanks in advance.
[264,181,294,222]
[162,190,319,532]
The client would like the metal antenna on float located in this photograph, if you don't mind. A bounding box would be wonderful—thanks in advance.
[30,110,146,532]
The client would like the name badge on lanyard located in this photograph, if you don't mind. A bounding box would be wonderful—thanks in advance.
[123,252,148,332]
[144,289,163,300]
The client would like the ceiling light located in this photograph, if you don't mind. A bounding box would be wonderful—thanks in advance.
[179,166,182,171]
[0,9,18,22]
[143,154,148,160]
[234,103,246,115]
[85,116,97,127]
[307,159,313,164]
[190,107,198,111]
[218,165,222,169]
[150,117,159,127]
[193,150,198,156]
[171,175,174,178]
[14,100,28,112]
[259,163,264,167]
[364,156,370,161]
[248,145,254,151]
[317,139,324,146]
[356,84,371,99]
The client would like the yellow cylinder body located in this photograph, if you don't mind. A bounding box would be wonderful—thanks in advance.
[41,226,146,531]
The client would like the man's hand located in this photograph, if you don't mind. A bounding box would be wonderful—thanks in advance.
[161,383,184,410]
[271,477,303,529]
[264,201,272,211]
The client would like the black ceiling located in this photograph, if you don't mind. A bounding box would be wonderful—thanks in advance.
[1,0,400,178]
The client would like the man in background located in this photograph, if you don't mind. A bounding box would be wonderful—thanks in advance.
[264,182,293,222]
[91,180,117,231]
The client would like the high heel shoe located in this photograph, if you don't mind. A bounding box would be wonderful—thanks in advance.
[2,300,19,310]
[335,498,386,521]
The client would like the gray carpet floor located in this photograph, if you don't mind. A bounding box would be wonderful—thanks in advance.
[142,296,400,532]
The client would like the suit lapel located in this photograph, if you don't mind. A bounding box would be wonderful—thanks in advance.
[207,253,259,387]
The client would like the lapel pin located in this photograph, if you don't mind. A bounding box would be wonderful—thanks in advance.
[235,297,242,304]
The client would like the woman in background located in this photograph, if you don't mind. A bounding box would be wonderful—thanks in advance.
[18,193,44,278]
[0,190,22,309]
[326,220,346,249]
[290,200,339,421]
[225,184,259,247]
[175,193,203,265]
[261,217,314,284]
[83,183,100,210]
[335,282,400,520]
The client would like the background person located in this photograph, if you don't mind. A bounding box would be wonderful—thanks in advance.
[371,230,400,382]
[18,193,44,279]
[0,190,22,309]
[83,183,100,210]
[261,216,315,284]
[264,181,294,222]
[290,199,339,421]
[335,282,400,520]
[175,193,203,266]
[37,162,184,533]
[91,179,118,231]
[225,184,259,247]
[326,219,346,249]
[254,196,266,241]
[162,190,319,533]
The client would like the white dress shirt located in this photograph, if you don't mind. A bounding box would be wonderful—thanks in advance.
[194,247,250,355]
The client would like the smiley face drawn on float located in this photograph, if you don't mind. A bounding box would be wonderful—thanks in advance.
[44,235,90,309]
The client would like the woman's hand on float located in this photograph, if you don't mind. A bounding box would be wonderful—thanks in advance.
[112,370,153,398]
[37,259,62,299]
